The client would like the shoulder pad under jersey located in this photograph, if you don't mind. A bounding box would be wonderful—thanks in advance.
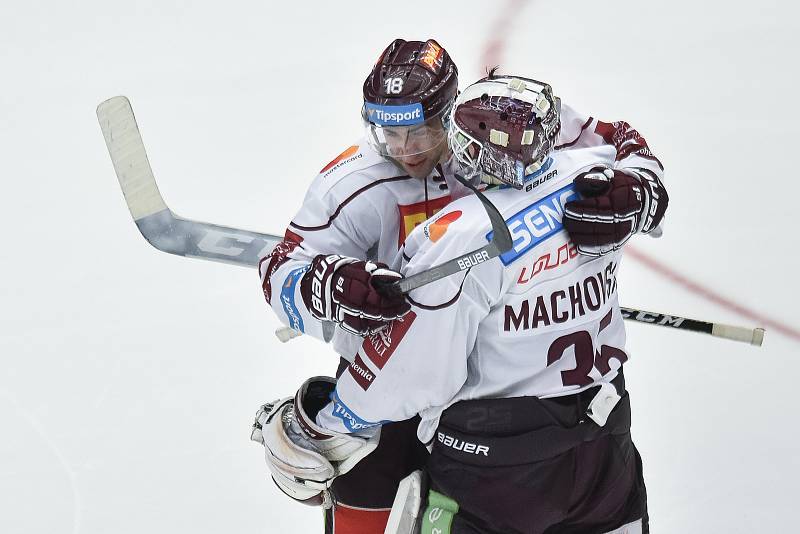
[291,140,409,229]
[555,103,592,148]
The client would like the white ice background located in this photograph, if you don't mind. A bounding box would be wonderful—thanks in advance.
[1,1,798,532]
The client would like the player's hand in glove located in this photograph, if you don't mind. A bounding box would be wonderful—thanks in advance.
[300,254,411,336]
[250,377,380,508]
[563,166,668,257]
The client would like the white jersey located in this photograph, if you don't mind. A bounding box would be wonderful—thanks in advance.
[315,112,665,443]
[259,140,472,358]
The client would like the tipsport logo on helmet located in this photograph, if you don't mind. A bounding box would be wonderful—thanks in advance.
[365,102,425,126]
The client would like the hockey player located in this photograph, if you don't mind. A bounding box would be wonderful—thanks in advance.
[252,73,667,533]
[257,39,466,533]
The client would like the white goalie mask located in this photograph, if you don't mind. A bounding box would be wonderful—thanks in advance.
[448,75,561,189]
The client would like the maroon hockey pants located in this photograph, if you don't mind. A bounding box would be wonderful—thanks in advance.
[427,374,648,533]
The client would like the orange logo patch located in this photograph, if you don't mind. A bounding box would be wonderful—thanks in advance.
[397,196,452,247]
[418,41,443,73]
[320,145,359,173]
[425,210,462,242]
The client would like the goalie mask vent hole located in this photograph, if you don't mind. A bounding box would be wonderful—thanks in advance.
[479,122,487,130]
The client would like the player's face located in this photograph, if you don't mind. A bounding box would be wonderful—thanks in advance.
[383,120,448,179]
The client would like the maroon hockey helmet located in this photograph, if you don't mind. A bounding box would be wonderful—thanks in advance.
[449,74,561,189]
[362,39,459,157]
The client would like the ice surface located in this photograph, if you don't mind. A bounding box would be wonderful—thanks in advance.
[1,1,797,532]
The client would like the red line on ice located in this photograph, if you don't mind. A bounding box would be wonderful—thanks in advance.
[479,0,800,344]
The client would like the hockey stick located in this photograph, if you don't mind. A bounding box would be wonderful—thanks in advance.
[377,173,514,296]
[97,96,765,347]
[97,96,281,267]
[620,307,764,346]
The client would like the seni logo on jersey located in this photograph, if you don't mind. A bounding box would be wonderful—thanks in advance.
[280,266,309,332]
[487,183,579,266]
[365,102,425,126]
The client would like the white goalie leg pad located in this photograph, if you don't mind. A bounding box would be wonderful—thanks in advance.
[601,518,643,534]
[384,470,425,534]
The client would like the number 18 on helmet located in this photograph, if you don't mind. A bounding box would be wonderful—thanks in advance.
[362,39,459,163]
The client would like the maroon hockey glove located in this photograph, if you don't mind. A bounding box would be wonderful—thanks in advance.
[300,254,411,336]
[563,167,668,256]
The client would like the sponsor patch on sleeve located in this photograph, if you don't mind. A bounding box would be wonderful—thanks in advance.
[280,266,309,332]
[319,145,364,178]
[362,311,417,370]
[330,390,384,432]
[348,354,376,391]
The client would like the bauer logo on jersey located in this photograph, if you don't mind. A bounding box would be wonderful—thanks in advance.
[365,102,425,126]
[487,183,579,266]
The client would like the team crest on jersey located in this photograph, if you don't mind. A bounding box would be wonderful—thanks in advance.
[486,183,578,266]
[423,210,462,242]
[320,145,363,178]
[398,196,451,246]
[362,312,417,370]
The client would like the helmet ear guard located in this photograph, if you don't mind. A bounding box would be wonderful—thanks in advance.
[448,75,561,189]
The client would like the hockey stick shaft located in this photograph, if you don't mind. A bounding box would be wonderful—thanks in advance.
[620,307,765,346]
[97,96,281,267]
[274,308,765,345]
[387,173,513,295]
